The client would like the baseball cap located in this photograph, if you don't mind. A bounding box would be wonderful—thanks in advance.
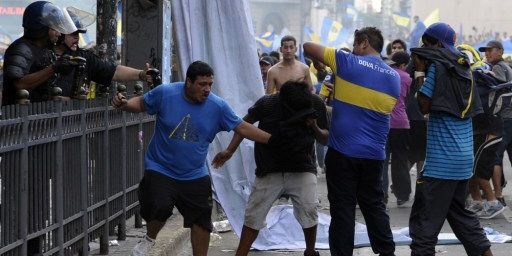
[259,56,274,66]
[423,22,457,53]
[478,40,504,52]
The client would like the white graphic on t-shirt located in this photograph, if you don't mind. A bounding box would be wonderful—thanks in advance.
[168,114,199,142]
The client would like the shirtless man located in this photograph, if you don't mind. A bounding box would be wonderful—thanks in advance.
[265,35,313,94]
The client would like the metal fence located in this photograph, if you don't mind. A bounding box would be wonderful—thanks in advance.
[0,95,155,255]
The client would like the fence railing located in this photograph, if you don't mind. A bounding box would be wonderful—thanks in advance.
[0,95,155,255]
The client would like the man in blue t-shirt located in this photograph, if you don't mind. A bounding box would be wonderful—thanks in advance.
[304,27,400,256]
[410,23,492,256]
[112,61,272,256]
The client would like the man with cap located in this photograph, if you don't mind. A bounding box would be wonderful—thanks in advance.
[479,40,512,208]
[52,7,154,99]
[479,40,512,83]
[409,22,492,256]
[259,55,274,90]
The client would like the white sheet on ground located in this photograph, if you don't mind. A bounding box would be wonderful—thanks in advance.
[251,205,512,250]
[171,0,512,251]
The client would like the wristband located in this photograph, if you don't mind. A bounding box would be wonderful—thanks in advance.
[138,70,145,81]
[414,71,425,79]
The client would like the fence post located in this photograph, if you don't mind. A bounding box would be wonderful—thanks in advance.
[54,99,65,255]
[134,85,144,229]
[99,96,111,254]
[118,84,127,241]
[19,90,29,256]
[79,99,89,255]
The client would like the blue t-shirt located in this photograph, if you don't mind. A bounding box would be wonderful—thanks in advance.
[143,82,242,180]
[323,48,400,160]
[419,65,474,180]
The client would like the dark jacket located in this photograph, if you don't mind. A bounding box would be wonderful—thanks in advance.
[2,38,55,105]
[411,47,482,118]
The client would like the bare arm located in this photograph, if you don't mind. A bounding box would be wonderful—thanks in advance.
[112,93,146,113]
[112,65,142,82]
[417,93,431,115]
[112,63,150,82]
[304,66,314,92]
[303,42,327,63]
[233,120,270,144]
[412,54,430,115]
[415,77,431,115]
[14,65,54,90]
[307,119,329,145]
[212,115,256,168]
[266,68,277,94]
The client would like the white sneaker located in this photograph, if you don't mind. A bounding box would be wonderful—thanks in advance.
[466,201,483,213]
[477,201,505,219]
[131,235,156,256]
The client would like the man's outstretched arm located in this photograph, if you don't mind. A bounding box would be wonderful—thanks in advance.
[112,93,145,113]
[212,116,268,168]
[303,42,327,63]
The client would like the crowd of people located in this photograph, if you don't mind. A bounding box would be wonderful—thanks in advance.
[250,21,509,256]
[2,2,512,256]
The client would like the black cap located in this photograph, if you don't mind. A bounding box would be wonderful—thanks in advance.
[478,40,504,52]
[259,56,274,66]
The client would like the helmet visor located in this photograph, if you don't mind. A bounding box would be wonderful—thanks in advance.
[41,4,77,34]
[66,6,96,33]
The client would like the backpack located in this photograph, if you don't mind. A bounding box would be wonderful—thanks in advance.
[472,70,512,134]
[473,70,512,116]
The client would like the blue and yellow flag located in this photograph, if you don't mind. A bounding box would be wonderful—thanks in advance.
[304,26,320,43]
[346,5,357,20]
[320,17,350,48]
[255,31,276,53]
[392,14,410,27]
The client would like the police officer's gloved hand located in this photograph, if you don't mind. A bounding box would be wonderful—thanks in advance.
[145,68,162,88]
[53,55,83,75]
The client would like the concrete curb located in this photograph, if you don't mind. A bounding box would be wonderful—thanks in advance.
[150,214,190,256]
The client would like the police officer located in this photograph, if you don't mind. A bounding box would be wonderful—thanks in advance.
[2,1,79,105]
[53,7,157,99]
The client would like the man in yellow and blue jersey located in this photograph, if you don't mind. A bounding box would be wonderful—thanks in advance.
[304,27,400,256]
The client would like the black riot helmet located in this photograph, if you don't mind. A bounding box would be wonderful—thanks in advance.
[22,1,77,39]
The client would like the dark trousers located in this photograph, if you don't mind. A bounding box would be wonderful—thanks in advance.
[325,148,395,256]
[383,129,411,200]
[497,119,512,162]
[409,176,491,256]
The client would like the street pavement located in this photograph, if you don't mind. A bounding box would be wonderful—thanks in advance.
[179,162,512,256]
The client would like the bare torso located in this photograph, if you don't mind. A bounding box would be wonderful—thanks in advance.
[266,60,312,94]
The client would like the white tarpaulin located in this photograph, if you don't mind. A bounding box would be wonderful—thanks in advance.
[171,0,263,238]
[252,206,512,250]
[171,0,512,251]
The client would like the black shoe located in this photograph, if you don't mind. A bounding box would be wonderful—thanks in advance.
[497,196,507,207]
[304,250,320,256]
